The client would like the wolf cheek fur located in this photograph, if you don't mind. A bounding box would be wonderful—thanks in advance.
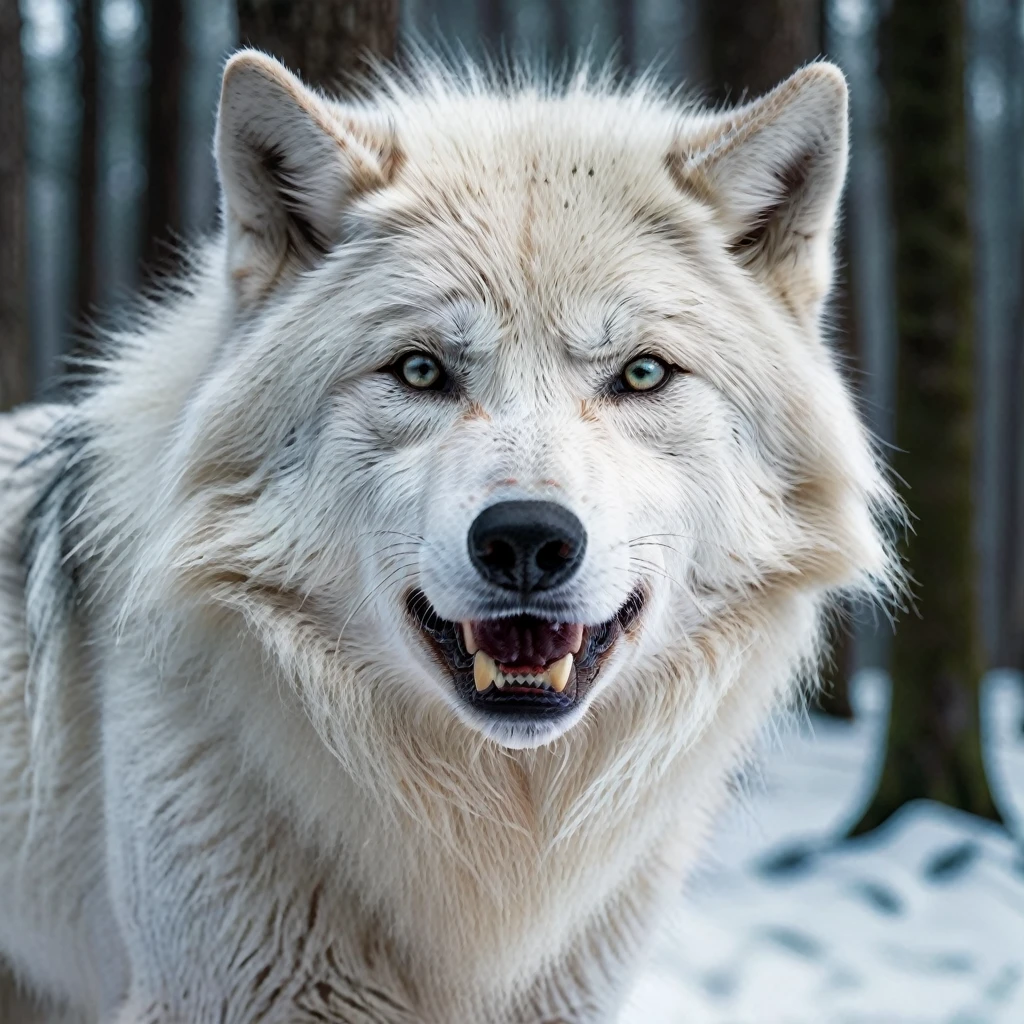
[0,50,896,1023]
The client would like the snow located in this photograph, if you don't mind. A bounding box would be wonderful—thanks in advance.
[621,671,1024,1024]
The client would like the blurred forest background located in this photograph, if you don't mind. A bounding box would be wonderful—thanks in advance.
[0,0,1022,833]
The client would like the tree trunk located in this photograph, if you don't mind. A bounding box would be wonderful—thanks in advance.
[1004,291,1024,671]
[141,0,185,279]
[818,606,855,719]
[1003,211,1024,675]
[700,0,857,717]
[615,0,635,72]
[550,0,570,62]
[998,5,1024,674]
[0,0,30,410]
[480,0,506,52]
[75,0,99,327]
[700,0,820,104]
[854,0,1000,832]
[814,0,857,719]
[235,0,400,88]
[818,0,858,716]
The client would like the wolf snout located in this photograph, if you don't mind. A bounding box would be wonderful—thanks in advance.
[467,500,587,595]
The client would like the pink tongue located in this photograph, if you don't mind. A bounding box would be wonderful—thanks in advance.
[471,617,583,667]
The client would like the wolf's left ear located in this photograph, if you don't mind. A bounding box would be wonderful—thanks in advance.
[671,62,848,322]
[216,50,397,306]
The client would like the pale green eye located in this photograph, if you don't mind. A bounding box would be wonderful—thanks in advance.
[620,356,669,393]
[400,352,443,390]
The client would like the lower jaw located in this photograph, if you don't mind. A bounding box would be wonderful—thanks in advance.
[464,708,590,749]
[406,588,645,728]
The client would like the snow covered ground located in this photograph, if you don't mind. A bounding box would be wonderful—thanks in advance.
[621,671,1024,1024]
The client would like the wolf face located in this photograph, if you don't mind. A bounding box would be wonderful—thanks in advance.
[156,53,891,753]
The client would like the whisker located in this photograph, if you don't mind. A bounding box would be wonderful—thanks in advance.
[354,529,426,544]
[356,543,420,567]
[629,532,695,543]
[630,557,693,592]
[333,561,419,649]
[630,556,715,615]
[629,540,687,557]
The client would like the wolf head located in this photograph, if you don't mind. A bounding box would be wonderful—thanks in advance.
[144,51,892,752]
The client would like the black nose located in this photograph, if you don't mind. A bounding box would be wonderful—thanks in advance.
[468,500,587,595]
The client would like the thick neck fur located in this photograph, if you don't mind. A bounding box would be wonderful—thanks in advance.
[7,58,897,1023]
[100,579,816,1014]
[36,243,824,1012]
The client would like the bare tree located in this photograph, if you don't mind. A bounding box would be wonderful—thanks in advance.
[815,0,860,720]
[699,0,860,717]
[995,5,1024,680]
[855,0,1000,831]
[0,0,30,409]
[480,0,507,53]
[236,0,400,88]
[75,0,100,327]
[550,0,570,63]
[700,0,821,104]
[1005,255,1024,675]
[1004,339,1024,672]
[141,0,185,278]
[615,0,635,72]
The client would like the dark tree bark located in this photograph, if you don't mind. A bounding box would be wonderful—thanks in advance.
[818,0,859,716]
[854,0,1000,832]
[141,0,185,278]
[818,605,855,719]
[480,0,507,53]
[75,0,100,326]
[700,0,855,717]
[816,0,855,720]
[550,0,570,63]
[615,0,635,72]
[1004,292,1024,671]
[1003,198,1024,678]
[0,0,30,409]
[998,6,1024,674]
[236,0,400,88]
[700,0,821,103]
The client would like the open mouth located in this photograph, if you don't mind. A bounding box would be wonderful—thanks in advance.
[405,588,646,720]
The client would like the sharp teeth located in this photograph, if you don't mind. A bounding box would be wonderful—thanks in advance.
[474,650,497,691]
[546,653,573,693]
[462,622,478,654]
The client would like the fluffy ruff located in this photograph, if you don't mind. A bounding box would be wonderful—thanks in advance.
[0,51,897,1023]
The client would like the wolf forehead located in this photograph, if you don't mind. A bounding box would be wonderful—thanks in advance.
[220,51,852,352]
[219,49,847,332]
[338,97,709,300]
[386,97,685,199]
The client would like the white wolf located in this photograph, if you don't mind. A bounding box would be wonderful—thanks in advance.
[0,50,894,1023]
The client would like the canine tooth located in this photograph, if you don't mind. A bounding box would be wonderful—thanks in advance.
[474,651,497,691]
[569,624,584,654]
[547,653,573,693]
[462,622,479,654]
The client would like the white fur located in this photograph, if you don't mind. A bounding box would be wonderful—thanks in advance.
[0,52,896,1023]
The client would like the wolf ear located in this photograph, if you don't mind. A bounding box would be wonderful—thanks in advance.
[672,63,848,321]
[216,50,395,306]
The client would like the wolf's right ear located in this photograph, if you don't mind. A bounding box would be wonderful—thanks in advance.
[216,50,396,306]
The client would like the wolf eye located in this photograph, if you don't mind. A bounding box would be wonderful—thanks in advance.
[397,352,446,391]
[617,355,669,394]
